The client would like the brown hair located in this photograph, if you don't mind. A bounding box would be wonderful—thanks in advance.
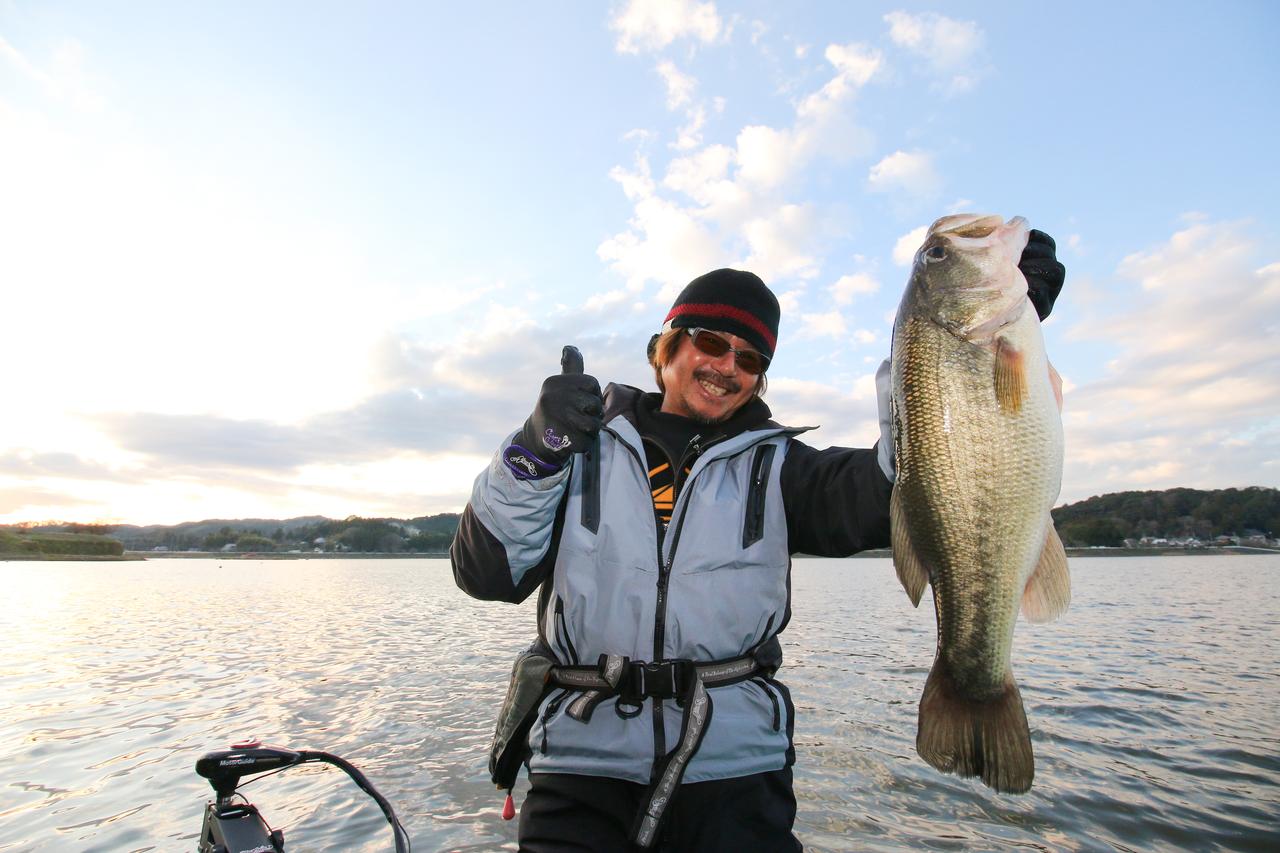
[648,329,768,399]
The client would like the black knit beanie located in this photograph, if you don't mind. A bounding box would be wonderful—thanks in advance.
[661,269,780,361]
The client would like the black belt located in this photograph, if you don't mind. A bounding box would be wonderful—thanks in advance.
[548,652,766,848]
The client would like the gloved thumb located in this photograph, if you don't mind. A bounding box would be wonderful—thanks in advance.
[561,345,584,376]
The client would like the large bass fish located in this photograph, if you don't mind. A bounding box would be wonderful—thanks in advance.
[890,213,1069,794]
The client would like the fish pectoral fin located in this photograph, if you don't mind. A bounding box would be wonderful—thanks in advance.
[917,663,1034,794]
[890,487,928,607]
[994,338,1026,414]
[1021,523,1071,623]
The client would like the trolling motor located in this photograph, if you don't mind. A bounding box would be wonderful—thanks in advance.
[195,739,411,853]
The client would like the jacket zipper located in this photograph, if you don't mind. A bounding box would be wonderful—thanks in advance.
[742,444,776,548]
[554,598,579,665]
[750,678,781,731]
[601,425,783,776]
[602,425,675,770]
[539,688,570,754]
[653,433,724,663]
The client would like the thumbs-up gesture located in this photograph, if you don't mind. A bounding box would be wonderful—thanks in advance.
[511,346,604,474]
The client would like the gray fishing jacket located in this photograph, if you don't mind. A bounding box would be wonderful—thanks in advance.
[452,383,891,784]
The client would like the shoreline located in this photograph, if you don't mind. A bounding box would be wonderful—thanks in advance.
[7,546,1277,563]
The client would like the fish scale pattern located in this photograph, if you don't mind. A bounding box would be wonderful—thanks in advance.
[894,311,1062,695]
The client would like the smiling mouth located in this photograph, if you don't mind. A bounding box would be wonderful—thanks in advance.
[695,370,738,399]
[699,378,728,398]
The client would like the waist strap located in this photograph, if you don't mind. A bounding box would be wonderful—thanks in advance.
[548,652,766,848]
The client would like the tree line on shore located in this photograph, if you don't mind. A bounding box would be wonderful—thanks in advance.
[1050,486,1278,547]
[10,514,462,555]
[6,486,1277,555]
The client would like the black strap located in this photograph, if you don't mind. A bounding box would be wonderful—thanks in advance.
[548,652,764,849]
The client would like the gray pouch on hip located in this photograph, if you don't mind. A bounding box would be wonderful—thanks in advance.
[489,640,556,791]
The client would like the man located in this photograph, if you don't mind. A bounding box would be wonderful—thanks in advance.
[452,234,1064,852]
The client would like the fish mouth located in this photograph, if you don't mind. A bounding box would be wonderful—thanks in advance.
[930,213,1006,239]
[929,214,1029,243]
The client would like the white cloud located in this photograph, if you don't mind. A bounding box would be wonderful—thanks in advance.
[673,104,707,150]
[583,288,635,311]
[734,123,797,190]
[776,287,805,315]
[743,204,820,281]
[653,61,709,151]
[611,0,723,54]
[601,40,881,292]
[883,11,987,94]
[867,150,941,197]
[765,374,882,448]
[609,155,657,201]
[1059,219,1280,502]
[656,60,696,109]
[892,225,929,266]
[829,272,879,305]
[852,328,879,345]
[796,43,882,123]
[597,193,724,300]
[797,310,846,339]
[663,144,734,202]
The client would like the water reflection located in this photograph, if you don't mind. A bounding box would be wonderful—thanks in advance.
[0,556,1276,851]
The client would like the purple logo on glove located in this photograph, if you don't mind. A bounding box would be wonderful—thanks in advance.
[543,428,572,452]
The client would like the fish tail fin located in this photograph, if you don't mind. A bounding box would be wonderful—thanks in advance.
[916,661,1034,794]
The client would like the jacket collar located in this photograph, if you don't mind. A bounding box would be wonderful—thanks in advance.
[602,383,808,463]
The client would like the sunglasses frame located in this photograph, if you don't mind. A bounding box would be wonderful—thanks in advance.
[684,327,770,375]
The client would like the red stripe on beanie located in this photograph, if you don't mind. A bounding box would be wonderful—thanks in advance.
[664,302,777,351]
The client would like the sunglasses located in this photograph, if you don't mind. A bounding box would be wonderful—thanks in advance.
[685,328,770,375]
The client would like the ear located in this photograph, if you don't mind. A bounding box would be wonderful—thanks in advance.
[647,333,661,364]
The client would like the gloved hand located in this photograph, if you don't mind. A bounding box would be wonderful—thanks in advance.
[875,358,895,483]
[1019,229,1065,321]
[503,346,604,480]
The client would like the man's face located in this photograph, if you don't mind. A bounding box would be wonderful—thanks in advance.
[659,329,761,423]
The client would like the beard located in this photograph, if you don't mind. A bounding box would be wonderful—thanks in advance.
[687,368,746,424]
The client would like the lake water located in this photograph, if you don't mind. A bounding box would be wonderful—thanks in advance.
[1,556,1277,852]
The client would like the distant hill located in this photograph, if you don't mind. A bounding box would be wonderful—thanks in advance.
[1051,486,1278,547]
[30,513,467,554]
[11,487,1276,554]
[0,529,129,560]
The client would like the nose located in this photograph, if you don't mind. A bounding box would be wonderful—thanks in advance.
[707,347,737,375]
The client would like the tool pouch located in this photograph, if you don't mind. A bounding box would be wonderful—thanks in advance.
[489,640,556,790]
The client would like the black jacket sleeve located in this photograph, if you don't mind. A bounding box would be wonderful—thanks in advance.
[780,438,893,556]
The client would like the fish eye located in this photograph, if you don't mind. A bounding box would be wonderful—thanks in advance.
[925,245,947,261]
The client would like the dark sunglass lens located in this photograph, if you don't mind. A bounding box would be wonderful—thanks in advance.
[736,352,764,374]
[692,330,730,357]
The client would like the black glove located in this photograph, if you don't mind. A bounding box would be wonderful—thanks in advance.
[1019,229,1065,321]
[504,346,603,480]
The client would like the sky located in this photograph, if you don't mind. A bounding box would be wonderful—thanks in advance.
[1,0,1277,525]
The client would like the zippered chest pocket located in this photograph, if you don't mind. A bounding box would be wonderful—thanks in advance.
[741,444,776,548]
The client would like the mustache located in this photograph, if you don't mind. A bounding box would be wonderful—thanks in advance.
[693,366,742,394]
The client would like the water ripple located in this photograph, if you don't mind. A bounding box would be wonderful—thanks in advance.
[0,556,1277,850]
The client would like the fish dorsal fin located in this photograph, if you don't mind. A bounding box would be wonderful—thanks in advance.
[1021,522,1070,623]
[891,487,928,607]
[995,338,1026,414]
